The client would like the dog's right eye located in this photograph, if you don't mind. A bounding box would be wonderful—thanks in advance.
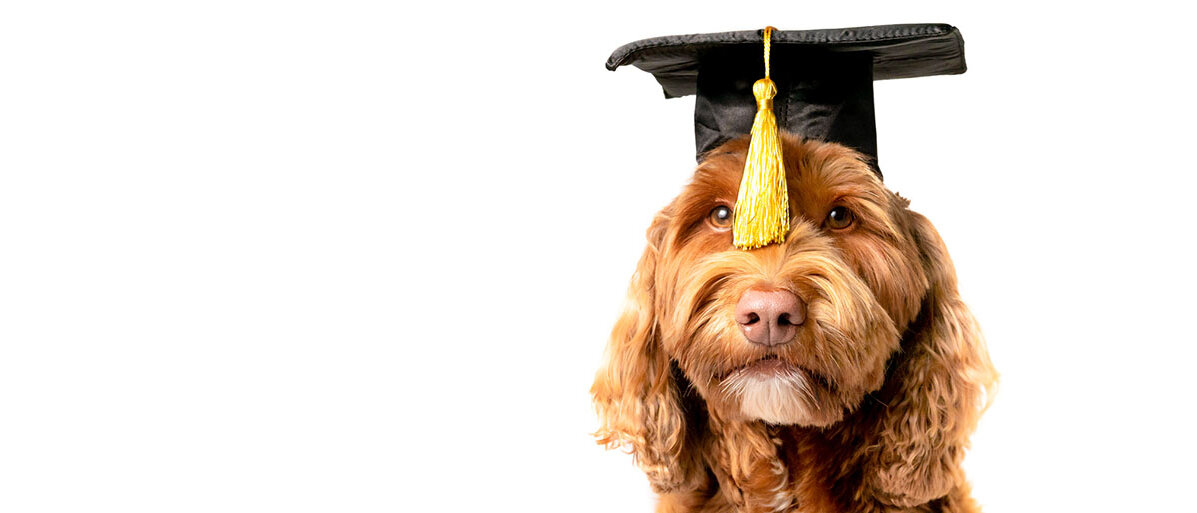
[707,205,733,230]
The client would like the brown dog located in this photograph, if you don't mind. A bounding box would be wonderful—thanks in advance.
[592,134,997,513]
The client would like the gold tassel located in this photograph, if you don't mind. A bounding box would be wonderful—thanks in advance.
[733,26,788,250]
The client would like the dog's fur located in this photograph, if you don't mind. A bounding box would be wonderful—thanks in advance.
[592,134,997,513]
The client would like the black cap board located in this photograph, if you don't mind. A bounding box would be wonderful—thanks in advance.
[606,24,966,174]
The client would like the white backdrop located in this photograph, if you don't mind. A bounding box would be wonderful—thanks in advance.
[2,1,1195,512]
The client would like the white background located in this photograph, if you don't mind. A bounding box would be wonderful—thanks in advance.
[2,1,1195,512]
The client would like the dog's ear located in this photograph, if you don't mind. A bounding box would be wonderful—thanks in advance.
[864,212,998,507]
[591,212,703,493]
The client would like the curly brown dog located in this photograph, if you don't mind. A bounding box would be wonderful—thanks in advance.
[592,134,997,513]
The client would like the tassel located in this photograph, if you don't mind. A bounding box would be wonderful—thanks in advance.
[733,27,788,250]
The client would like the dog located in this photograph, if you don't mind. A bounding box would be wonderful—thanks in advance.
[592,134,997,513]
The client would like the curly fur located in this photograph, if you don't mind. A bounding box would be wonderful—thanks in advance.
[592,134,997,513]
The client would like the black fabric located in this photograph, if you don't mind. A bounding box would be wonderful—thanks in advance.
[606,24,966,171]
[695,48,877,168]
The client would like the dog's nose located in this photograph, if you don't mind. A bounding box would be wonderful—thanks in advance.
[735,288,805,347]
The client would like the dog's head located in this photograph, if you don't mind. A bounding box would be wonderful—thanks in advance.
[592,134,995,504]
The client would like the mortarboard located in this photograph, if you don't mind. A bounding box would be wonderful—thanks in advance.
[606,24,967,250]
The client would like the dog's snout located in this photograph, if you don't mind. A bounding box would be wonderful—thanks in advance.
[735,288,805,347]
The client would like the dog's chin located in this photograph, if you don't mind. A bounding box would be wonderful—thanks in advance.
[720,359,844,426]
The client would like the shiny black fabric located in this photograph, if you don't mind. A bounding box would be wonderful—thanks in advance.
[606,24,967,174]
[695,48,877,168]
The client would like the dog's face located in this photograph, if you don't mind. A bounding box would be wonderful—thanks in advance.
[647,135,926,426]
[593,134,995,505]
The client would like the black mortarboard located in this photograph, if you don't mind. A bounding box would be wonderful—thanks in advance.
[606,24,967,172]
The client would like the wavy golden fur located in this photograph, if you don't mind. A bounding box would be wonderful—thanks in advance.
[592,134,997,513]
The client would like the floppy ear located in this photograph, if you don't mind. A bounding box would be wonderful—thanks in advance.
[864,212,998,507]
[591,213,703,493]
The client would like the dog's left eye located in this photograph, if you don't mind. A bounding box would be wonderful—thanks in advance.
[826,206,855,230]
[708,205,733,230]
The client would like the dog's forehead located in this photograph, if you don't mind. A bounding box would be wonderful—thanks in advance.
[688,155,744,200]
[687,138,881,205]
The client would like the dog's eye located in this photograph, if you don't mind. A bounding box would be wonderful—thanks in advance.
[826,206,855,230]
[708,205,733,230]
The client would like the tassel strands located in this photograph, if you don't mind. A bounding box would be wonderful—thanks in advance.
[733,26,789,250]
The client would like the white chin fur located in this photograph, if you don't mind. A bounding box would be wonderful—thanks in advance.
[723,368,817,425]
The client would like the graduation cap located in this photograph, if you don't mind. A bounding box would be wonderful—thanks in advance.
[607,24,966,249]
